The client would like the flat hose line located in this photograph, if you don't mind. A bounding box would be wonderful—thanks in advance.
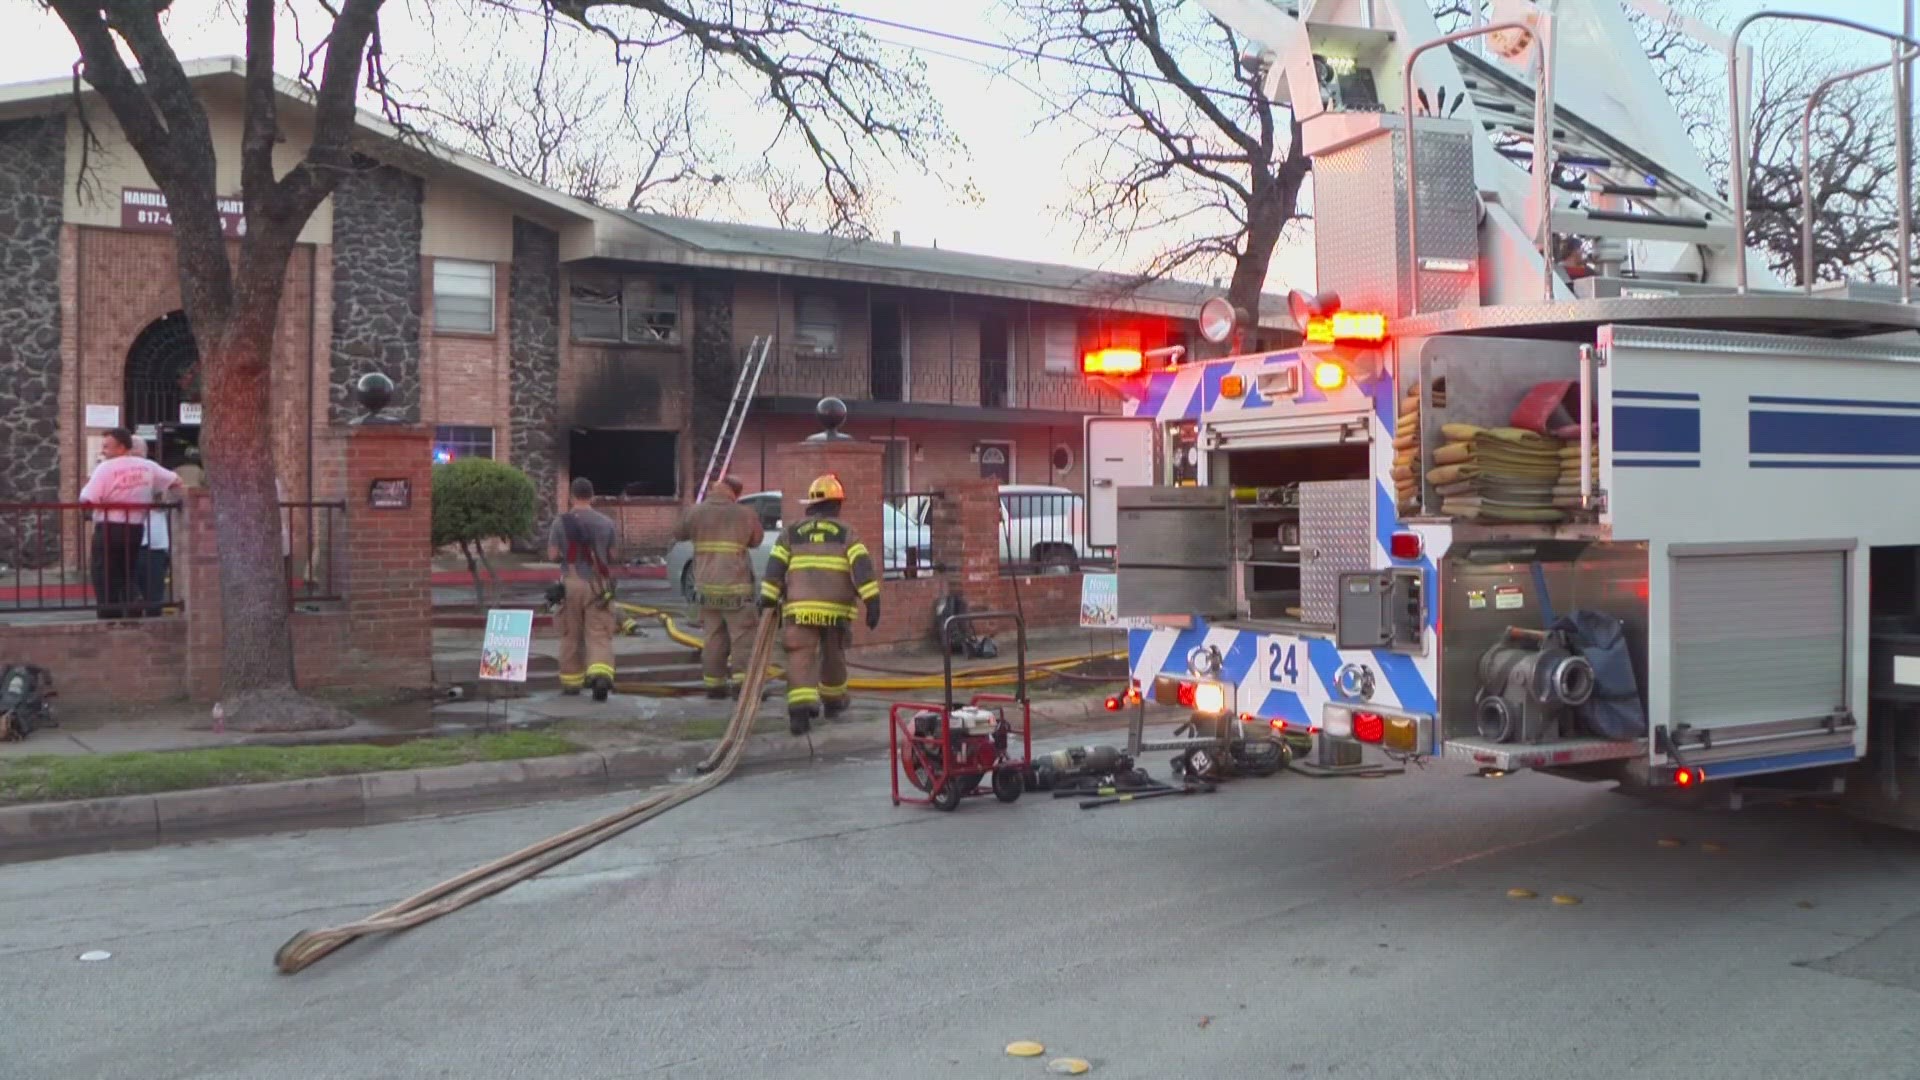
[273,610,781,976]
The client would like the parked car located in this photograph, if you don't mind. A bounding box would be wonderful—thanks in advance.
[666,491,930,602]
[909,483,1094,574]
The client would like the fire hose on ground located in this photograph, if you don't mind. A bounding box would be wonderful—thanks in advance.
[273,610,782,975]
[611,602,1125,695]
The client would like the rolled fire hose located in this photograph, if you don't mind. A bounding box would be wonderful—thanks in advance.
[273,610,782,975]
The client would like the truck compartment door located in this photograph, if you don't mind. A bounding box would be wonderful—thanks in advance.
[1299,479,1376,627]
[1086,416,1158,549]
[1116,486,1234,618]
[1665,545,1856,762]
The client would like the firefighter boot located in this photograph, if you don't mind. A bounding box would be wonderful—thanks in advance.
[590,674,612,703]
[788,704,817,737]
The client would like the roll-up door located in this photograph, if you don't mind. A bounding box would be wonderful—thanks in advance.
[1670,550,1847,731]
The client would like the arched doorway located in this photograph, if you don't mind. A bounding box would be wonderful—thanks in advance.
[124,311,203,468]
[125,311,201,430]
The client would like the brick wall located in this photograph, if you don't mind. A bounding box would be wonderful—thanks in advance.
[0,618,187,706]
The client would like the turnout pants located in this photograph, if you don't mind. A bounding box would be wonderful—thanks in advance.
[700,602,756,690]
[781,621,849,718]
[557,570,616,691]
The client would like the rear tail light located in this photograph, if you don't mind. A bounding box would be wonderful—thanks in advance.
[1389,532,1423,560]
[1104,696,1123,712]
[1176,682,1197,709]
[1353,711,1386,744]
[1675,766,1700,788]
[1192,682,1227,716]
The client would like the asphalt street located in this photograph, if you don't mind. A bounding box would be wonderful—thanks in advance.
[7,729,1920,1080]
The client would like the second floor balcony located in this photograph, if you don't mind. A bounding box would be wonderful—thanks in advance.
[753,344,1121,418]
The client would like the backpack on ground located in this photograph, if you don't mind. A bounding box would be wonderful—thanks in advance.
[0,665,55,742]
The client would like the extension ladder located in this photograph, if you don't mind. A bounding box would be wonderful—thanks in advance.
[695,334,773,504]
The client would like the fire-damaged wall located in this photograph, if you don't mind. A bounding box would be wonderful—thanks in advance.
[0,114,65,506]
[329,156,423,422]
[689,277,735,490]
[509,218,562,533]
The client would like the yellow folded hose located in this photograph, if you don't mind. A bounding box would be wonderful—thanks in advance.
[274,610,781,975]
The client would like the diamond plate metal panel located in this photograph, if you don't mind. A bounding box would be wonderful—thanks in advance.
[1314,120,1478,319]
[1300,479,1375,627]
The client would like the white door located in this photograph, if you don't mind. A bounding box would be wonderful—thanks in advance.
[1085,416,1156,549]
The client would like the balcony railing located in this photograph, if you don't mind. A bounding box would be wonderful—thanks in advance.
[755,347,1121,415]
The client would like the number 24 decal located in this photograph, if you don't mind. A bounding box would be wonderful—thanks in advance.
[1268,641,1301,687]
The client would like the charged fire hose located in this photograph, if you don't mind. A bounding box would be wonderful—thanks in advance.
[273,610,781,976]
[611,602,1122,693]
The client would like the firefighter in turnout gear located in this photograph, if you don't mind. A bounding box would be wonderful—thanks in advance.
[759,474,880,735]
[548,477,619,701]
[674,476,764,699]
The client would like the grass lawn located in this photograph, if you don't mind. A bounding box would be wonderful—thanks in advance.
[0,731,581,805]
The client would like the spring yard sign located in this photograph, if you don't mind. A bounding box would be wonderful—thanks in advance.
[479,609,535,683]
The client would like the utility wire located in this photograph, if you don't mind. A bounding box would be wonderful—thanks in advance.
[780,0,1260,101]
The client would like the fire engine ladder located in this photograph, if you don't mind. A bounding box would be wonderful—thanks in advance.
[1447,44,1740,257]
[695,334,773,505]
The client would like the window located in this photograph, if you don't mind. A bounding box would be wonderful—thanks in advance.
[1042,318,1078,375]
[433,260,495,334]
[432,425,495,463]
[874,437,910,493]
[795,294,840,355]
[567,429,678,499]
[568,275,681,345]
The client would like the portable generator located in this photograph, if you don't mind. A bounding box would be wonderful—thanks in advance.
[889,612,1033,812]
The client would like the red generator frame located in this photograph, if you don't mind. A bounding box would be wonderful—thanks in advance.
[889,612,1032,811]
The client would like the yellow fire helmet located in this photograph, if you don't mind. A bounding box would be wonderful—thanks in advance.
[803,473,847,506]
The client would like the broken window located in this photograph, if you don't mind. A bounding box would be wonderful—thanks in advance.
[795,294,840,356]
[569,274,681,346]
[567,429,678,499]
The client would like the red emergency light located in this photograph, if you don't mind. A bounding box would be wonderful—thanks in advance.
[1304,310,1389,345]
[1082,347,1145,376]
[1389,532,1423,560]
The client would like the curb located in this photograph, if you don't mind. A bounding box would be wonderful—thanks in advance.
[0,694,1121,857]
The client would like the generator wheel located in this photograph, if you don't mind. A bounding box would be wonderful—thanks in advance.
[902,747,936,793]
[992,767,1023,803]
[932,777,965,812]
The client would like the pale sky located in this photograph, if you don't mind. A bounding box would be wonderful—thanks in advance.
[0,0,1908,298]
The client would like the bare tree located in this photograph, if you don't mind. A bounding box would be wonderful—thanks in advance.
[45,0,392,729]
[422,34,725,214]
[1002,0,1310,330]
[40,0,946,726]
[540,0,951,236]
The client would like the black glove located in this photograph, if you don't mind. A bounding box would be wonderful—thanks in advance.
[545,581,567,605]
[760,591,778,613]
[865,598,882,630]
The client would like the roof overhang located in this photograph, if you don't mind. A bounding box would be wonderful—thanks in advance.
[0,56,601,226]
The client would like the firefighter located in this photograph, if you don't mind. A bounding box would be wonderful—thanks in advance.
[547,477,619,701]
[759,473,880,735]
[673,476,764,699]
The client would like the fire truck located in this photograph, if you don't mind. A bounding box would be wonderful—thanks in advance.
[1086,0,1920,823]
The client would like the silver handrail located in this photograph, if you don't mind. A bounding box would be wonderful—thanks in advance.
[1800,46,1920,293]
[1403,21,1545,316]
[1727,12,1920,301]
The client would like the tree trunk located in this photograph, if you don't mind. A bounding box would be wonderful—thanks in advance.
[1229,121,1312,343]
[189,232,303,697]
[199,324,296,692]
[462,540,490,608]
[474,542,501,607]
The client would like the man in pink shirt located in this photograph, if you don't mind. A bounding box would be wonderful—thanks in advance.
[79,428,180,619]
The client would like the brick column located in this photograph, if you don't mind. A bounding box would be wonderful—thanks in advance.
[775,439,888,644]
[179,488,223,701]
[339,424,433,688]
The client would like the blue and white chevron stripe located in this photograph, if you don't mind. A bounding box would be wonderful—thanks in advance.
[1123,350,1451,749]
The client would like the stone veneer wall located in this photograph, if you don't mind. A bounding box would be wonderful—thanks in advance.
[0,114,66,511]
[688,277,735,492]
[509,217,562,538]
[328,156,422,422]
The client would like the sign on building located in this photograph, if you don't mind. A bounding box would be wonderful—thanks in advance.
[479,609,536,683]
[121,187,248,238]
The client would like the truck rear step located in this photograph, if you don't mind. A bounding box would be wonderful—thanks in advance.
[1444,736,1641,771]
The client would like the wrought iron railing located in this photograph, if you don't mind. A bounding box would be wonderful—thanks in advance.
[997,491,1112,577]
[881,490,943,579]
[0,502,179,617]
